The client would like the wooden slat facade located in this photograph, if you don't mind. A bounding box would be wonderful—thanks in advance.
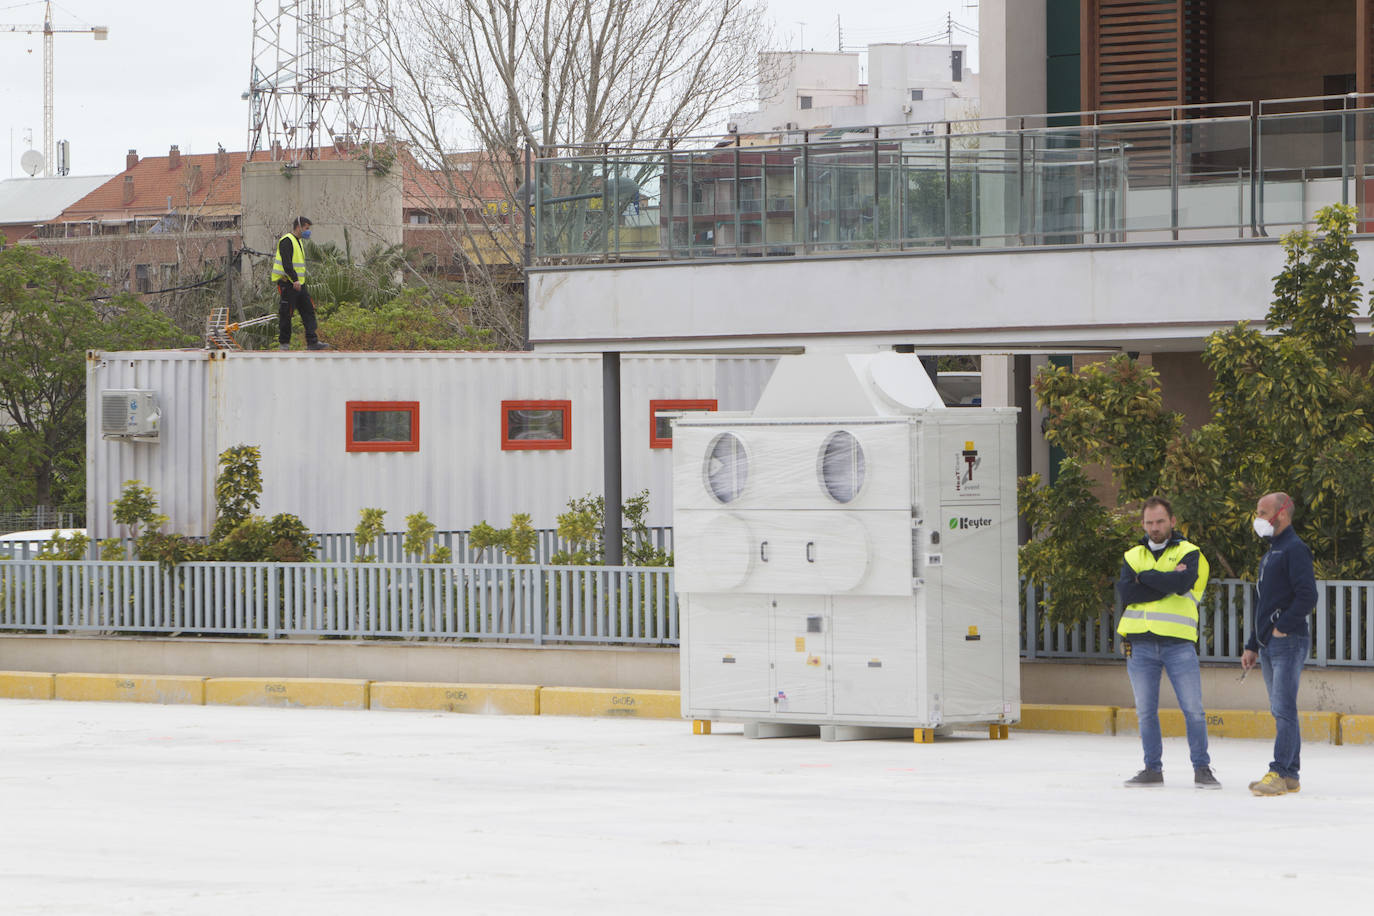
[1081,0,1212,117]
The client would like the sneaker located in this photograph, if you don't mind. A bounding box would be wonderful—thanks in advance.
[1285,777,1301,793]
[278,343,290,351]
[1123,768,1164,788]
[1194,766,1222,790]
[306,341,331,351]
[1250,771,1288,796]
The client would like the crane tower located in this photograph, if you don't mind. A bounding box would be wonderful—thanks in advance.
[245,0,395,164]
[1,1,108,177]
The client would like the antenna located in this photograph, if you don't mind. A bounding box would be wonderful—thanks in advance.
[245,0,395,164]
[20,149,43,176]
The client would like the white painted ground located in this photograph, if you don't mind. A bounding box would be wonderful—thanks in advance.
[2,701,1371,915]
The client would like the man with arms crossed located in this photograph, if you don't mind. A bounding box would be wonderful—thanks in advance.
[1116,496,1220,789]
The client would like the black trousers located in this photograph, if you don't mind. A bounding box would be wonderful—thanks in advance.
[277,281,319,345]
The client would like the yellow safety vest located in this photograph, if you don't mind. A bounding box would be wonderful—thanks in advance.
[270,232,306,283]
[1117,540,1209,642]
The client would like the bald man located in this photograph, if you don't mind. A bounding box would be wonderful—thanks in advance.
[1240,492,1317,797]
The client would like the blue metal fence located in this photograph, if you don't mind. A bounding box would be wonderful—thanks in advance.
[1022,578,1374,667]
[3,559,1372,666]
[0,560,676,646]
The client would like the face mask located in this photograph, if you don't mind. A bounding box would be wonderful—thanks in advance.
[1253,517,1274,539]
[301,229,312,239]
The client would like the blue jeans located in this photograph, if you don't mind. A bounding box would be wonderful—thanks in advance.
[1126,638,1210,770]
[1260,633,1310,779]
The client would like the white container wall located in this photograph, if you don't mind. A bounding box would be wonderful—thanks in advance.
[673,352,1020,740]
[87,350,776,540]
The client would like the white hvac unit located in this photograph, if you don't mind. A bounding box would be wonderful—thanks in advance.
[100,389,161,441]
[673,352,1019,741]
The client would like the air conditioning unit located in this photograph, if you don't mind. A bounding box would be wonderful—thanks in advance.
[784,121,799,130]
[101,389,161,441]
[727,120,739,133]
[901,104,913,115]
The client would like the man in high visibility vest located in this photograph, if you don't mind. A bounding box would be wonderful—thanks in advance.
[270,216,328,351]
[1116,496,1219,789]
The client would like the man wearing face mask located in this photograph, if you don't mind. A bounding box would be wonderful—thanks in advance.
[1241,492,1316,797]
[271,216,329,351]
[1116,496,1219,789]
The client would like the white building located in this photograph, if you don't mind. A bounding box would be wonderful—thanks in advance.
[731,43,978,135]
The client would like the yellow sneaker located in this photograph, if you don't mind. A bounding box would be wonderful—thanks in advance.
[1284,777,1300,793]
[1250,771,1288,796]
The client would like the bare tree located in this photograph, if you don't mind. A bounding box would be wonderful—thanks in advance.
[361,0,771,314]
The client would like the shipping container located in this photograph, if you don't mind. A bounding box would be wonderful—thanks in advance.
[86,350,777,541]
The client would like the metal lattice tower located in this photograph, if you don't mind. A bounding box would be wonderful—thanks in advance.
[245,0,394,163]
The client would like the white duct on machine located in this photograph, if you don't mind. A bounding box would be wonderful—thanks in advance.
[672,352,1020,741]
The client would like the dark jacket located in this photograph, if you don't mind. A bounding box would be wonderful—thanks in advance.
[1245,525,1317,651]
[1116,532,1201,607]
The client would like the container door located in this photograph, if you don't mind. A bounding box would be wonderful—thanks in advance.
[770,595,829,716]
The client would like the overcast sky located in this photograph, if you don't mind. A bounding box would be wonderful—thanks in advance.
[0,0,978,180]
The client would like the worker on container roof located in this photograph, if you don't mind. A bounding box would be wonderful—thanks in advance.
[270,216,330,351]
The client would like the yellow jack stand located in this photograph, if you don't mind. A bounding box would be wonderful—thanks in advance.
[989,724,1009,740]
[692,719,712,735]
[913,728,935,743]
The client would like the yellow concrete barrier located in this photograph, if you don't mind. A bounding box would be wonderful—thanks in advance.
[370,682,540,716]
[205,677,369,710]
[539,687,681,719]
[0,670,56,700]
[1340,714,1374,745]
[55,673,206,705]
[1013,704,1117,735]
[1115,708,1341,744]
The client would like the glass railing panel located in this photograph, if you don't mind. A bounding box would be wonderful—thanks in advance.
[604,155,666,258]
[1260,110,1347,232]
[897,138,947,248]
[805,144,880,252]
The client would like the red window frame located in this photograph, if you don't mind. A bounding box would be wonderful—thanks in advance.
[649,399,718,449]
[345,401,420,452]
[501,399,572,450]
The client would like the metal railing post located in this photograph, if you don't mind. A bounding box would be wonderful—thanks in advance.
[944,123,953,248]
[45,563,56,634]
[1170,113,1179,240]
[734,145,742,256]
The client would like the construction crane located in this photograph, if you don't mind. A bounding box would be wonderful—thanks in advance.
[2,1,108,177]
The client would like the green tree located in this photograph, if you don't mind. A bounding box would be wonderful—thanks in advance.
[1022,204,1374,623]
[0,246,192,509]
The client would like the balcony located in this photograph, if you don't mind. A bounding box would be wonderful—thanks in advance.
[531,96,1374,264]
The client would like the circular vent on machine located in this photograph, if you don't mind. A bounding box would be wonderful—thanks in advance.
[818,430,866,503]
[704,432,748,504]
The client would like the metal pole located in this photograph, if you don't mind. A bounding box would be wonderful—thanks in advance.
[602,352,623,567]
[523,145,532,350]
[226,239,243,322]
[801,141,810,255]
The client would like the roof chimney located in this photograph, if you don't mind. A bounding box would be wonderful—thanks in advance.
[122,175,135,205]
[215,144,229,176]
[271,140,282,161]
[126,149,138,171]
[168,145,181,169]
